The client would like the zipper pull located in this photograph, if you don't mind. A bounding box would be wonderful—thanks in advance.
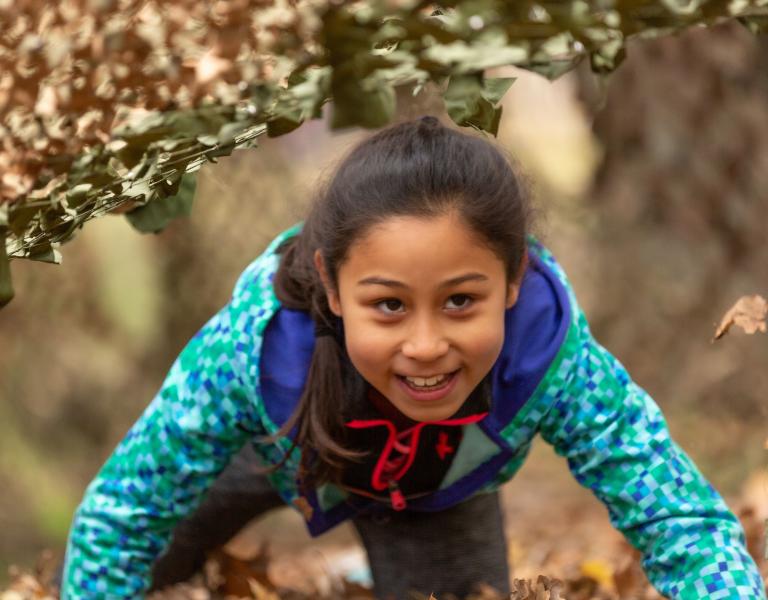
[388,480,407,511]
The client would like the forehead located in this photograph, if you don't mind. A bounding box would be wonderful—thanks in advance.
[340,213,505,280]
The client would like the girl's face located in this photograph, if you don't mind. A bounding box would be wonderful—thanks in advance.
[315,212,520,422]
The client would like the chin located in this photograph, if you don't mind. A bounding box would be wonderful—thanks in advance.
[399,402,463,423]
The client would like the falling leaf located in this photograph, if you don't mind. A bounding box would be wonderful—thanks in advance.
[713,295,768,340]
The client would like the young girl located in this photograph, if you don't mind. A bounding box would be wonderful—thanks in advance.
[62,117,764,599]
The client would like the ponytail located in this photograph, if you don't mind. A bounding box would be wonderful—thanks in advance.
[270,235,364,487]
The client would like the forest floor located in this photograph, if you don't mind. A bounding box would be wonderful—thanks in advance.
[214,438,767,599]
[3,436,767,600]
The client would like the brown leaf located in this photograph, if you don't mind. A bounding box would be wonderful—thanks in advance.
[563,575,598,600]
[248,578,281,600]
[713,295,768,340]
[1,552,59,600]
[509,576,566,600]
[612,541,646,598]
[208,544,276,599]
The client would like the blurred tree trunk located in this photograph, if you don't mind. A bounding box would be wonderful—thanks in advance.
[576,21,768,420]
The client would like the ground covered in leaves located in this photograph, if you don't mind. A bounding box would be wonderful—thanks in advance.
[3,441,766,600]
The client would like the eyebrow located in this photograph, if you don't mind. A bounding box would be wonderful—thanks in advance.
[357,272,489,290]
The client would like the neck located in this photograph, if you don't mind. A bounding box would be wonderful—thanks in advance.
[366,386,416,430]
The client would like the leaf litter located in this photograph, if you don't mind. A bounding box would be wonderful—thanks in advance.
[3,435,767,600]
[3,501,768,600]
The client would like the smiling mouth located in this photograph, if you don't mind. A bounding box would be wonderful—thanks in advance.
[397,369,460,391]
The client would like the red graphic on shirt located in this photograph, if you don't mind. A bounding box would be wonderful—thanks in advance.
[435,432,455,460]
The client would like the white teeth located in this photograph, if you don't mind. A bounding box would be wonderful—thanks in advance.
[404,373,449,387]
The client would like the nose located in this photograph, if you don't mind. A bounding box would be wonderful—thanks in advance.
[401,314,449,362]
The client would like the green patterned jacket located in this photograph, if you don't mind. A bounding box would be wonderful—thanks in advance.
[62,224,765,599]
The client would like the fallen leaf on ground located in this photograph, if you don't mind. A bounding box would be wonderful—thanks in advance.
[509,576,565,600]
[579,560,612,589]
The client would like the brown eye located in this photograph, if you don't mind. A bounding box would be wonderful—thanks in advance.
[446,294,473,310]
[376,299,404,314]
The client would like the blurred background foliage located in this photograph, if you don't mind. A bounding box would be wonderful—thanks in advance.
[1,19,767,583]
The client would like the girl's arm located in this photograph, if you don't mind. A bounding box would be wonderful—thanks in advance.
[61,296,265,598]
[538,311,765,599]
[58,224,295,599]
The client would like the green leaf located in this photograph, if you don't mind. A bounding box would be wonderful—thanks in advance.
[421,37,529,74]
[738,15,768,35]
[0,227,13,308]
[331,72,396,129]
[524,59,580,81]
[125,174,197,234]
[267,107,304,137]
[8,204,40,238]
[121,177,152,202]
[196,134,219,146]
[205,141,238,161]
[27,242,62,264]
[480,77,516,105]
[444,73,483,124]
[590,39,626,73]
[65,183,94,209]
[444,74,512,136]
[660,0,702,15]
[218,121,254,146]
[281,67,331,122]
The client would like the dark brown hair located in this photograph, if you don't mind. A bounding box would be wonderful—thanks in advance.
[272,116,532,486]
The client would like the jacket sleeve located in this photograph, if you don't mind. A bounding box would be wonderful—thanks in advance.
[61,270,276,598]
[538,309,765,599]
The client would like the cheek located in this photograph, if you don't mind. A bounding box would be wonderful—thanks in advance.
[463,313,506,368]
[343,329,391,376]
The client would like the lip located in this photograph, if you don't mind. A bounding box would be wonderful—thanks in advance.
[396,369,460,403]
[400,372,454,379]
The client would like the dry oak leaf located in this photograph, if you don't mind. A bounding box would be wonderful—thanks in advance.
[248,579,280,600]
[0,573,57,600]
[207,545,275,598]
[713,295,768,340]
[510,576,566,600]
[0,550,59,600]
